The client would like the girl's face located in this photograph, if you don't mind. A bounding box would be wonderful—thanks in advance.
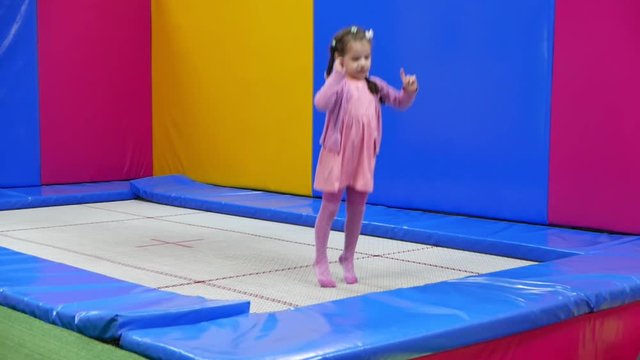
[341,40,371,80]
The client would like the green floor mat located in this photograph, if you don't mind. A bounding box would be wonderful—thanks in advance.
[0,306,145,360]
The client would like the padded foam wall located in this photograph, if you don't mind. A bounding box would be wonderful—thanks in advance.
[152,0,312,195]
[0,0,40,187]
[313,0,554,224]
[38,0,152,184]
[549,0,640,234]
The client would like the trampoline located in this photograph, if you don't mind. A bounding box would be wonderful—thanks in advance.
[1,176,640,359]
[0,199,534,314]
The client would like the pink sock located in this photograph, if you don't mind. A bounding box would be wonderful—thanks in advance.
[340,188,367,284]
[314,191,341,288]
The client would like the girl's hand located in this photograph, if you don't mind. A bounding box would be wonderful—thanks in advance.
[400,68,418,93]
[333,57,345,73]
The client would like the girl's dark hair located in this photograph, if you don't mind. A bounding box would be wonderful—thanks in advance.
[326,26,381,101]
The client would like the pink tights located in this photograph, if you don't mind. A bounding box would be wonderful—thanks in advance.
[314,188,368,287]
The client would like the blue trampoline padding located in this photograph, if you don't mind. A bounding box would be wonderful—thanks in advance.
[0,247,250,341]
[120,273,591,359]
[120,240,640,359]
[486,241,640,312]
[131,175,640,262]
[131,175,321,227]
[0,181,135,210]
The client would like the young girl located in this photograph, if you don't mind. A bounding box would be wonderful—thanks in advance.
[313,26,418,287]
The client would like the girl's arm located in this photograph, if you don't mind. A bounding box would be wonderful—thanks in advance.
[313,61,347,111]
[372,73,418,110]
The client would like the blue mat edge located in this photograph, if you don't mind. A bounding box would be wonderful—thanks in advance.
[131,175,640,262]
[0,181,136,210]
[0,247,250,341]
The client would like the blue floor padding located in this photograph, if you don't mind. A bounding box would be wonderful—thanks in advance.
[0,248,250,341]
[0,181,135,210]
[131,175,640,262]
[120,241,640,359]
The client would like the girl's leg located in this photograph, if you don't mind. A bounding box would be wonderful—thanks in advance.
[314,191,342,287]
[340,187,368,284]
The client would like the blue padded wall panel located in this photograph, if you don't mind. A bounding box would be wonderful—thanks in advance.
[0,0,40,187]
[313,0,554,223]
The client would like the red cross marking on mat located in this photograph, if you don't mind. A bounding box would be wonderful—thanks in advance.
[136,238,204,248]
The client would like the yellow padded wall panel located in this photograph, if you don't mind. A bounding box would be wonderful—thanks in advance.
[152,0,312,195]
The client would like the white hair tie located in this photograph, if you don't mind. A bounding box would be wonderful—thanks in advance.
[365,29,374,40]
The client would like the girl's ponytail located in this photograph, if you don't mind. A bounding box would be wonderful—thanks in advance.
[325,45,336,78]
[365,77,382,104]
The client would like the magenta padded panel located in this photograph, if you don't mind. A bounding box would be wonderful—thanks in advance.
[549,0,640,234]
[38,0,152,184]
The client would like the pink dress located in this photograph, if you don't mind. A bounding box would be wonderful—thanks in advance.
[314,78,379,194]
